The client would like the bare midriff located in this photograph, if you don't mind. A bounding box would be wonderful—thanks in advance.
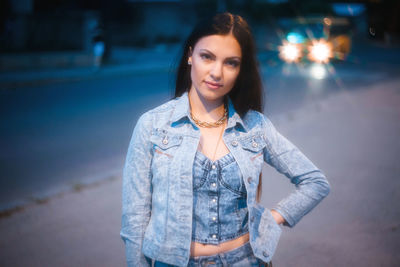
[190,232,250,257]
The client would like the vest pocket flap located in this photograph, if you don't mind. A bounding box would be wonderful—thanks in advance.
[240,134,266,153]
[150,132,183,150]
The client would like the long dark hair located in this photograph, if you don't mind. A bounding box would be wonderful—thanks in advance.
[174,12,264,117]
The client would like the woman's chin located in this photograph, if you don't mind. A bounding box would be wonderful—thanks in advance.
[190,88,225,104]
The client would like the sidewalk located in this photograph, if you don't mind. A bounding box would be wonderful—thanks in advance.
[0,44,180,89]
[0,77,399,266]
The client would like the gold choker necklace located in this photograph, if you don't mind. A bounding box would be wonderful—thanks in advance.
[190,107,228,128]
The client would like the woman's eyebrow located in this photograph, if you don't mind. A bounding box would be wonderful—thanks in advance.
[199,49,241,60]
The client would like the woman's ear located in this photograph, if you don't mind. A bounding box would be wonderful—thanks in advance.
[188,46,193,65]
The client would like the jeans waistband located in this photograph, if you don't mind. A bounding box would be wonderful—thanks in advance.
[153,242,272,266]
[188,242,254,266]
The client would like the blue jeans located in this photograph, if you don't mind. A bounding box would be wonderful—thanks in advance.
[153,242,271,267]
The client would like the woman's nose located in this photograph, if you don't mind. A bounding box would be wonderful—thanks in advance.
[210,62,223,81]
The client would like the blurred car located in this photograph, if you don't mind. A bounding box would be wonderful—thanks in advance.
[277,16,352,64]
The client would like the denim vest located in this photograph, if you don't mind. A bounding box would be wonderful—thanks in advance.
[192,150,248,244]
[120,92,330,267]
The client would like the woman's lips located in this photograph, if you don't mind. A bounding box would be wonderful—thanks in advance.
[205,81,223,89]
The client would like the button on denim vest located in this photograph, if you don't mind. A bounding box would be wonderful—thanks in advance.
[120,92,331,267]
[192,150,248,244]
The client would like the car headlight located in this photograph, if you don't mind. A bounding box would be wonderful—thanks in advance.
[279,42,302,63]
[308,40,333,63]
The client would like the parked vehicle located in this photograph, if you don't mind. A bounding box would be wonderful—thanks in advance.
[278,16,352,63]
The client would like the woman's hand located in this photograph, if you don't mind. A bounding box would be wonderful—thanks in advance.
[270,209,285,225]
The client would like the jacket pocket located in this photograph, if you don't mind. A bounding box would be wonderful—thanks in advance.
[240,133,266,168]
[149,129,183,181]
[240,133,266,152]
[150,129,183,155]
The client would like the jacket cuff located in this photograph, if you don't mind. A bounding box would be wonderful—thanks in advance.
[250,204,282,263]
[122,236,151,267]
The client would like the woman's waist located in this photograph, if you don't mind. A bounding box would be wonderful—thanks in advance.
[190,232,250,257]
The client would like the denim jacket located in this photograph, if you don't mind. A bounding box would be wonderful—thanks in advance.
[120,92,330,267]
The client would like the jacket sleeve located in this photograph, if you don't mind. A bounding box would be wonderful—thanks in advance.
[262,115,330,227]
[120,113,153,267]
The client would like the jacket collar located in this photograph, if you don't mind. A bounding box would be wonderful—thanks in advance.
[171,92,248,132]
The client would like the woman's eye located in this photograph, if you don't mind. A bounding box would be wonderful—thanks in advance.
[200,53,212,60]
[226,60,240,67]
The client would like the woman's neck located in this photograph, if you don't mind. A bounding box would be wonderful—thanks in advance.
[188,89,225,122]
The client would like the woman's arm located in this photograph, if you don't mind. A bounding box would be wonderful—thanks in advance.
[262,116,331,227]
[120,113,153,267]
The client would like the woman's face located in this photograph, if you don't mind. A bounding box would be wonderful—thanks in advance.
[188,34,242,103]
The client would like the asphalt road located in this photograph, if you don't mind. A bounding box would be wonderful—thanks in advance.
[0,73,399,267]
[0,72,171,209]
[261,78,400,266]
[1,42,398,210]
[0,40,399,266]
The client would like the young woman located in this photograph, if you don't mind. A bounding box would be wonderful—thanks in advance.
[120,12,330,267]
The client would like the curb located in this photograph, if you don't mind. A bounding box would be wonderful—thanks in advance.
[0,62,174,90]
